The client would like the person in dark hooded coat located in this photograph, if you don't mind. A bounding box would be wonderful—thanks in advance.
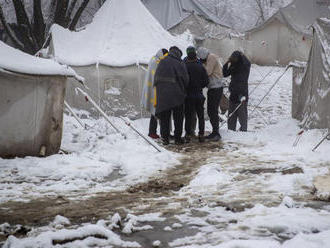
[184,46,209,143]
[154,46,189,145]
[223,51,251,131]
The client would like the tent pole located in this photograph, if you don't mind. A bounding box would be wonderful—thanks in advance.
[64,100,87,129]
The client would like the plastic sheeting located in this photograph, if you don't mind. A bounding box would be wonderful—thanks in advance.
[292,18,330,129]
[64,64,146,118]
[142,0,230,30]
[0,71,66,158]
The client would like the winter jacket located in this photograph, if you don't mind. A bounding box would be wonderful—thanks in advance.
[154,47,189,114]
[141,49,167,115]
[197,47,224,89]
[185,58,209,98]
[223,51,251,103]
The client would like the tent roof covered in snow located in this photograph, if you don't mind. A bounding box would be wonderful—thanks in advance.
[247,0,330,36]
[0,41,75,76]
[292,18,330,129]
[141,0,231,30]
[50,0,191,67]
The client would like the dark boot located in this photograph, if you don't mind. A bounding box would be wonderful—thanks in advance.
[175,137,185,145]
[162,137,170,146]
[206,132,221,142]
[198,134,205,143]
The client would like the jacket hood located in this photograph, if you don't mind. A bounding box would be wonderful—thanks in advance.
[197,47,209,60]
[169,46,183,60]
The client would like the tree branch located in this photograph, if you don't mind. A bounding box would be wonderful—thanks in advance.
[33,0,46,48]
[0,5,25,50]
[69,0,90,31]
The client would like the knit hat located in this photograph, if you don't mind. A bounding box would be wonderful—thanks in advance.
[197,47,209,60]
[186,46,196,55]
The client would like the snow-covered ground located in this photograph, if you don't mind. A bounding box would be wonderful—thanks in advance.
[0,113,178,203]
[1,65,330,247]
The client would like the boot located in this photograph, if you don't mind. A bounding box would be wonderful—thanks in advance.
[185,135,192,143]
[175,137,185,145]
[162,137,170,146]
[206,132,221,142]
[148,133,160,139]
[198,134,205,143]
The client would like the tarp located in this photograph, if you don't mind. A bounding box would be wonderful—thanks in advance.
[50,0,191,67]
[293,18,330,129]
[141,0,231,30]
[0,41,75,76]
[249,0,330,36]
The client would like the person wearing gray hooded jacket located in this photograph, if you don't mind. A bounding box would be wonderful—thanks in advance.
[197,47,224,141]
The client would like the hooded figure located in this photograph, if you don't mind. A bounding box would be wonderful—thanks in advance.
[141,49,168,115]
[154,46,189,145]
[223,50,251,131]
[141,49,168,139]
[197,47,224,141]
[184,46,209,143]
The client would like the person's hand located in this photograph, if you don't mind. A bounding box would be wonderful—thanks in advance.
[239,96,246,102]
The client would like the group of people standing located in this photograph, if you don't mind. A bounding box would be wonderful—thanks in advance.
[141,45,251,145]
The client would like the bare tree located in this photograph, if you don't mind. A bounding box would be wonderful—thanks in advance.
[0,0,91,54]
[254,0,267,25]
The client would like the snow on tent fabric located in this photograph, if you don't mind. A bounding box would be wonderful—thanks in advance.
[292,18,330,130]
[0,41,75,158]
[49,0,192,115]
[243,0,330,65]
[142,0,241,63]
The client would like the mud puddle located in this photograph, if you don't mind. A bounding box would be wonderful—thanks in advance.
[0,140,322,247]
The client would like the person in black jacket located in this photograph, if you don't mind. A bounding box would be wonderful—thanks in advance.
[223,51,251,131]
[154,46,189,145]
[184,46,209,143]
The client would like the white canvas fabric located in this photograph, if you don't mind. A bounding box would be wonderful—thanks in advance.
[141,0,231,30]
[292,18,330,129]
[50,0,191,67]
[0,41,75,76]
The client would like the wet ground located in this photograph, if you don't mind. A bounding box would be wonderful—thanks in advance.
[0,139,326,247]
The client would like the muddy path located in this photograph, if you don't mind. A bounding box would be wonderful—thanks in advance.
[0,141,223,227]
[0,140,319,247]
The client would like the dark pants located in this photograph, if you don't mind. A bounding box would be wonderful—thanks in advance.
[148,115,158,135]
[185,97,205,136]
[207,87,223,134]
[159,105,184,140]
[228,100,248,131]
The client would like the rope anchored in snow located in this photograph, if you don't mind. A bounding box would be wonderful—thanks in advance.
[312,130,330,152]
[76,88,126,139]
[249,65,291,119]
[76,87,162,153]
[64,101,89,130]
[220,68,273,129]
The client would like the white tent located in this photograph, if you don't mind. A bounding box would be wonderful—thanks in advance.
[244,0,330,65]
[141,0,240,62]
[0,41,75,158]
[292,18,330,129]
[50,0,191,116]
[141,0,231,31]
